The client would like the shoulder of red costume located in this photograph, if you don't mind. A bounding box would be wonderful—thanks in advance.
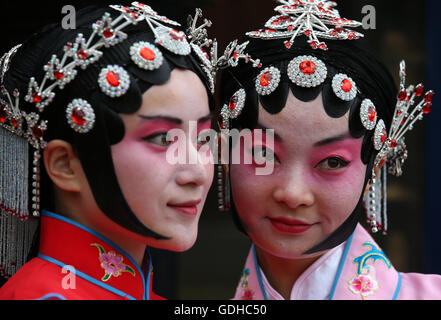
[0,258,71,300]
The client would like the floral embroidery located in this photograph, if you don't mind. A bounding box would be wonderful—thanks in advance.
[240,268,254,300]
[348,267,379,299]
[348,242,391,299]
[91,243,136,282]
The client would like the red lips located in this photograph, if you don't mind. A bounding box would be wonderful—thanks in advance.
[268,217,314,234]
[167,199,201,217]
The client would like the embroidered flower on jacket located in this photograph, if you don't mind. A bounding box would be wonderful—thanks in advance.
[91,243,136,282]
[348,272,378,299]
[348,241,390,299]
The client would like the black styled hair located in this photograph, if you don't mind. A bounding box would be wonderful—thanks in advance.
[3,5,213,239]
[220,36,397,253]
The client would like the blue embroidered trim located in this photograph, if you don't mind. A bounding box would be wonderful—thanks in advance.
[328,231,355,300]
[353,242,391,275]
[252,244,269,300]
[392,272,402,300]
[35,293,67,300]
[37,253,136,300]
[144,247,152,301]
[41,210,148,297]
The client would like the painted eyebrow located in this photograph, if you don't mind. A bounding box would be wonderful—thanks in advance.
[197,114,212,124]
[138,114,212,125]
[255,123,283,142]
[313,133,352,147]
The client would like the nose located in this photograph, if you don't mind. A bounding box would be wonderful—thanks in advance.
[175,136,213,187]
[272,167,314,209]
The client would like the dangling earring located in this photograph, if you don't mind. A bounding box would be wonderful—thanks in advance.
[217,128,231,212]
[364,164,388,235]
[217,164,231,212]
[217,88,246,211]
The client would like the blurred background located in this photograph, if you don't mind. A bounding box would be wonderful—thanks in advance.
[0,0,440,299]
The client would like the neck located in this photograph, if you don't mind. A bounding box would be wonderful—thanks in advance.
[54,195,148,267]
[255,246,324,300]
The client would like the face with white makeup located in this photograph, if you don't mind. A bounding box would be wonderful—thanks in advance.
[46,69,214,260]
[230,91,367,259]
[110,69,214,251]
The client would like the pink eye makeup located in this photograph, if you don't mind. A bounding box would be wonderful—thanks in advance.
[137,114,213,150]
[249,145,280,167]
[315,156,351,171]
[311,137,363,174]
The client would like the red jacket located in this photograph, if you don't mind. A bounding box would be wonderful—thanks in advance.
[0,211,165,300]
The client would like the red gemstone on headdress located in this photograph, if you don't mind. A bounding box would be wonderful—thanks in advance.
[103,29,114,38]
[304,30,312,37]
[423,102,432,114]
[32,93,42,103]
[299,60,316,75]
[309,41,318,49]
[32,126,43,139]
[318,43,328,50]
[77,49,88,60]
[348,32,355,40]
[425,91,434,103]
[341,79,352,92]
[415,84,424,97]
[233,52,238,59]
[0,105,6,123]
[260,72,273,87]
[201,48,210,60]
[368,106,376,122]
[390,139,397,148]
[72,108,86,125]
[169,30,185,41]
[229,96,238,111]
[10,118,17,127]
[401,116,407,125]
[106,71,120,87]
[140,47,156,61]
[284,41,292,49]
[398,90,407,101]
[54,70,64,80]
[272,15,293,26]
[380,128,387,143]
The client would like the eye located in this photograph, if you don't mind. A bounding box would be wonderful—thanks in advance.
[251,146,279,165]
[315,157,350,171]
[143,132,174,147]
[197,131,211,146]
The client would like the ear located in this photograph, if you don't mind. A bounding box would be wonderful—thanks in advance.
[43,139,82,192]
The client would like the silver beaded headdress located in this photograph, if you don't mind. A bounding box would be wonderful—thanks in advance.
[0,2,218,278]
[364,61,434,234]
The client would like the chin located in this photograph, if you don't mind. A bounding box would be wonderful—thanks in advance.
[251,234,313,260]
[148,229,198,252]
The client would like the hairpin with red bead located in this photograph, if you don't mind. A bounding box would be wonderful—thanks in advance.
[374,60,435,172]
[246,0,364,51]
[220,88,246,130]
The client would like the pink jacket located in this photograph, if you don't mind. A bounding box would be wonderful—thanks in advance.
[233,224,441,300]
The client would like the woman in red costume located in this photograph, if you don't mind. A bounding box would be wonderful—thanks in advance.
[0,3,215,300]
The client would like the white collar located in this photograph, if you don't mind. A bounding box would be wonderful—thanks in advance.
[258,242,345,300]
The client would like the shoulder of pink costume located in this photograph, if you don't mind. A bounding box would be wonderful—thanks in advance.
[397,272,441,300]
